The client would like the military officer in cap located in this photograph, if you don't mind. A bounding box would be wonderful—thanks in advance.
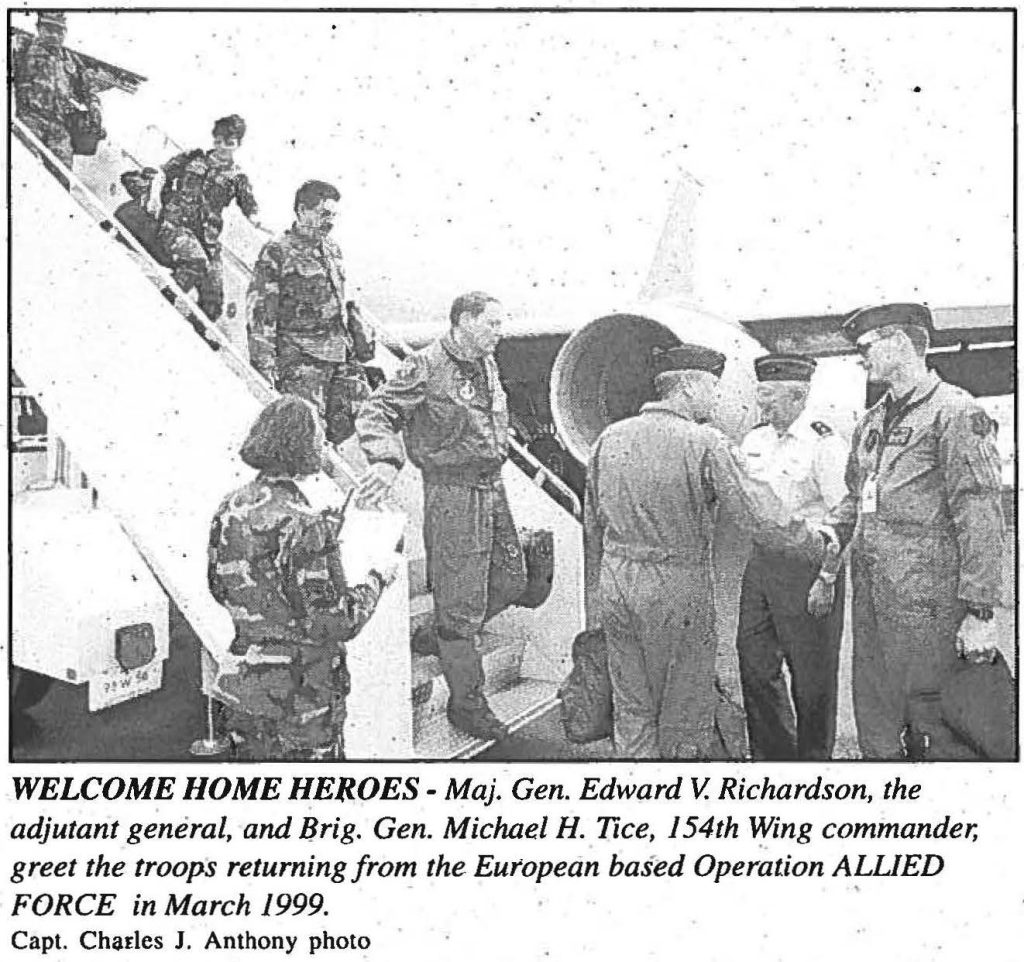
[155,114,261,324]
[583,344,829,759]
[355,292,527,742]
[737,354,848,760]
[14,11,104,170]
[817,303,1005,760]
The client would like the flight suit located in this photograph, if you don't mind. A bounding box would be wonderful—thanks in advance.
[355,334,526,728]
[829,374,1004,759]
[14,35,102,169]
[583,404,821,759]
[248,225,375,443]
[158,149,259,322]
[207,475,384,760]
[737,419,849,760]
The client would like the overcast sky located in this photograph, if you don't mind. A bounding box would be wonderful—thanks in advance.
[18,8,1014,328]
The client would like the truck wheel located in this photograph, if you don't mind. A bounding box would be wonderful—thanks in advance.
[11,668,54,712]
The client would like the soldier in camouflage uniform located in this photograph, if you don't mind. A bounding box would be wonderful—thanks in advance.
[816,304,1005,760]
[14,12,104,170]
[208,396,396,761]
[248,180,376,444]
[157,114,260,323]
[356,292,526,742]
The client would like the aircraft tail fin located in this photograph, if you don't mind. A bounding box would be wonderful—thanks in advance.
[639,171,703,305]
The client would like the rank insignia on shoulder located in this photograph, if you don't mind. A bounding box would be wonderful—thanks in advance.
[971,411,993,437]
[811,421,833,437]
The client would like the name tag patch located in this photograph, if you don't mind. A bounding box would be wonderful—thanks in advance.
[886,427,913,446]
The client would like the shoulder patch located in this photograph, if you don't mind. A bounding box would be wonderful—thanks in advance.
[970,410,994,437]
[811,421,833,437]
[396,357,418,380]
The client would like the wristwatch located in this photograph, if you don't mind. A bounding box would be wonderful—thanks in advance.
[965,604,994,622]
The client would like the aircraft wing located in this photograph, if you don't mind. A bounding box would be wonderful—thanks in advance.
[740,304,1014,397]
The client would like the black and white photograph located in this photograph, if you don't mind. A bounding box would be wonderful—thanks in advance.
[7,6,1017,764]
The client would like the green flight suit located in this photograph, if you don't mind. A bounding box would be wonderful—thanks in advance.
[829,374,1005,759]
[584,403,820,759]
[355,332,526,641]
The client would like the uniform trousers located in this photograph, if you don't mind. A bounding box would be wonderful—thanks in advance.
[157,223,224,322]
[21,112,73,181]
[737,544,844,760]
[851,524,977,760]
[600,553,718,759]
[422,477,526,641]
[216,639,350,761]
[277,344,370,445]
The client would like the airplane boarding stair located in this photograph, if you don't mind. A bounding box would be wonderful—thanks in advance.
[107,123,585,758]
[14,118,584,758]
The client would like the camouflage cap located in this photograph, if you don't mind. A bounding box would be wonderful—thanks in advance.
[37,11,67,28]
[841,303,933,344]
[754,353,817,382]
[653,343,726,378]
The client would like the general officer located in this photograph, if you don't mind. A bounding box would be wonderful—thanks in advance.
[355,291,527,742]
[156,114,261,324]
[817,303,1005,760]
[248,180,376,444]
[737,354,848,760]
[208,395,397,760]
[14,12,104,171]
[583,345,828,759]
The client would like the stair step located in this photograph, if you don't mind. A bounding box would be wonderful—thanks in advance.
[414,679,560,760]
[411,631,524,733]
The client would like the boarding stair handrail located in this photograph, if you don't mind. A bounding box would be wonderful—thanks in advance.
[11,115,363,496]
[144,128,583,520]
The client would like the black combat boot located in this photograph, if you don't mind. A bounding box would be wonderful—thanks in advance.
[438,637,508,742]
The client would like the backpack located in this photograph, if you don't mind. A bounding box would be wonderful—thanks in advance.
[558,629,613,743]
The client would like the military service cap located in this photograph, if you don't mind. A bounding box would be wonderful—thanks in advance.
[653,343,726,378]
[37,11,67,28]
[754,353,817,382]
[841,303,933,344]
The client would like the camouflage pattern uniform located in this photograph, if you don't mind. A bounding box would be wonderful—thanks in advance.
[828,373,1004,759]
[248,225,375,443]
[14,32,102,168]
[208,474,385,760]
[158,149,258,322]
[356,334,526,735]
[584,403,820,759]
